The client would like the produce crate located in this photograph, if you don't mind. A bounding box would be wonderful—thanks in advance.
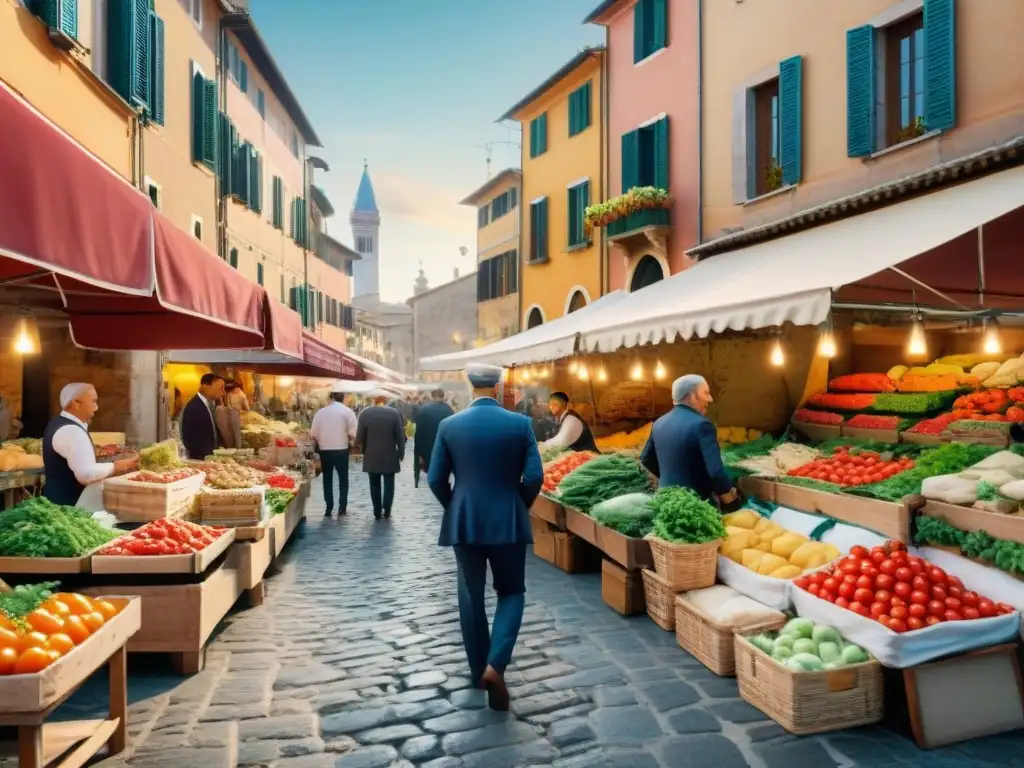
[601,559,645,616]
[790,421,842,443]
[646,536,719,591]
[840,425,900,443]
[674,594,786,677]
[900,430,946,446]
[553,531,587,574]
[920,500,1024,546]
[533,531,556,564]
[529,513,553,539]
[269,492,306,558]
[0,547,101,576]
[198,487,264,528]
[596,523,653,571]
[90,528,236,575]
[734,633,884,734]
[236,532,273,591]
[564,506,597,545]
[530,494,566,529]
[641,568,678,630]
[103,471,206,523]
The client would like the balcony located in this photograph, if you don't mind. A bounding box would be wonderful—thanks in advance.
[606,208,671,260]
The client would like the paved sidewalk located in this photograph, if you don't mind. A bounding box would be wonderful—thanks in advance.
[44,467,1022,767]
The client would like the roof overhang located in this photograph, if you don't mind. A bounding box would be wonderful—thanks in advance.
[583,0,627,25]
[322,233,361,260]
[311,185,334,217]
[459,168,522,207]
[499,47,605,122]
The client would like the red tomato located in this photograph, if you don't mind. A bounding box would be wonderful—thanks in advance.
[891,596,906,607]
[924,615,942,626]
[856,575,873,590]
[997,603,1015,615]
[907,617,925,631]
[874,589,892,605]
[850,545,870,559]
[888,618,907,633]
[837,582,855,600]
[947,586,963,600]
[895,567,913,583]
[843,573,859,585]
[912,575,930,592]
[835,597,850,610]
[869,602,887,618]
[819,590,836,603]
[931,585,948,602]
[823,577,840,593]
[909,590,929,606]
[947,575,965,591]
[807,583,821,597]
[907,557,925,575]
[945,597,962,611]
[927,600,946,618]
[877,615,891,628]
[793,576,810,590]
[839,559,860,575]
[927,566,948,585]
[908,603,927,619]
[878,560,897,576]
[849,601,870,617]
[875,574,896,592]
[962,607,981,620]
[860,564,879,579]
[854,588,874,604]
[944,610,962,622]
[890,605,908,620]
[978,599,996,618]
[960,591,980,608]
[894,582,912,599]
[870,548,887,564]
[809,572,828,586]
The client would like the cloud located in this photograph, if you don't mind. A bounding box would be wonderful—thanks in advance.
[372,170,475,236]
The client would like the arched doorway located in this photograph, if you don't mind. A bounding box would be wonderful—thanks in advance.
[526,307,544,329]
[566,290,588,314]
[630,254,665,292]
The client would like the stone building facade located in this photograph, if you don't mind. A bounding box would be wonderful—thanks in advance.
[408,272,478,380]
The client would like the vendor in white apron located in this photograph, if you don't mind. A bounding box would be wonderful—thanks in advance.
[42,383,139,511]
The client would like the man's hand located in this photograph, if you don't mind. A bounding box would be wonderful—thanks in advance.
[718,487,744,513]
[113,455,140,476]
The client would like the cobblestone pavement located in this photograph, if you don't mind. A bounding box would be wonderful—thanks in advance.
[52,467,1020,767]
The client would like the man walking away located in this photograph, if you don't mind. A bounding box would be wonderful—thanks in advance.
[427,363,543,711]
[356,394,405,519]
[413,389,453,488]
[310,383,358,518]
[180,374,224,459]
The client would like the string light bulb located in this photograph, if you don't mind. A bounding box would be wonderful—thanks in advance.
[629,361,644,381]
[577,364,589,381]
[12,313,39,356]
[769,337,785,367]
[816,331,837,359]
[654,360,667,380]
[982,319,1003,355]
[597,366,608,382]
[907,319,928,358]
[568,359,578,374]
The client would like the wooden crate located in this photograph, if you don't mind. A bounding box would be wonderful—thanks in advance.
[734,633,884,734]
[790,421,842,443]
[529,514,553,538]
[596,524,653,571]
[533,532,556,564]
[900,431,946,445]
[0,597,141,713]
[269,494,306,558]
[674,595,786,677]
[198,488,263,527]
[553,532,586,574]
[0,550,95,576]
[530,495,566,529]
[91,528,236,575]
[236,534,273,591]
[601,560,645,616]
[103,471,206,523]
[840,425,901,443]
[920,500,1024,546]
[564,507,597,545]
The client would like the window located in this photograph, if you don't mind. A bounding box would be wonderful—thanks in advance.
[191,65,217,170]
[144,177,161,209]
[630,254,665,291]
[91,0,108,79]
[567,181,590,248]
[256,88,265,119]
[28,0,78,37]
[148,11,166,125]
[280,274,285,303]
[567,290,588,314]
[229,248,238,268]
[476,250,518,302]
[271,177,284,229]
[477,206,489,229]
[227,41,248,94]
[490,190,513,220]
[257,262,264,286]
[526,307,544,329]
[191,215,203,241]
[633,0,667,64]
[189,0,201,28]
[291,131,299,158]
[621,116,669,193]
[752,78,780,196]
[109,0,151,110]
[510,187,518,209]
[290,198,308,247]
[846,1,955,157]
[529,113,548,158]
[529,198,549,263]
[568,81,592,137]
[356,235,373,253]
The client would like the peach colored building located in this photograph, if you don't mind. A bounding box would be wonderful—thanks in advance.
[585,0,699,292]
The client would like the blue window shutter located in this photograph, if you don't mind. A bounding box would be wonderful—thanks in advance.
[202,79,217,168]
[60,0,77,37]
[149,13,165,125]
[582,82,591,131]
[924,0,956,132]
[653,117,670,190]
[30,0,78,39]
[633,0,645,63]
[133,0,150,107]
[257,263,264,286]
[229,248,238,269]
[652,0,667,51]
[621,130,640,192]
[191,71,205,163]
[779,55,803,186]
[108,0,147,108]
[846,25,875,157]
[566,187,575,246]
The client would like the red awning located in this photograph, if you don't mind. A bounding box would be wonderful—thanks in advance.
[264,299,304,358]
[0,80,153,296]
[68,212,266,350]
[302,332,366,380]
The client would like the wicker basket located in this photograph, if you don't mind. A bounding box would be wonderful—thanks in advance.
[734,633,884,734]
[641,568,679,631]
[674,594,786,677]
[646,536,720,591]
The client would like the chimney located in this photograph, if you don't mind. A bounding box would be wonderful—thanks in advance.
[454,268,459,279]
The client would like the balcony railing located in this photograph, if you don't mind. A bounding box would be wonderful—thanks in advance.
[606,208,670,239]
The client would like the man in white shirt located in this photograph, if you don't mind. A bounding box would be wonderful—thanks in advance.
[539,391,599,454]
[310,385,358,518]
[43,383,139,507]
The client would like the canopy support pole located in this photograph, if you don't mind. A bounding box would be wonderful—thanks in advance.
[883,266,970,310]
[977,224,986,307]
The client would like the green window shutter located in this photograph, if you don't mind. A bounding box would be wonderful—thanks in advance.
[229,248,238,268]
[846,25,876,157]
[652,0,667,51]
[529,118,538,158]
[191,71,205,163]
[923,0,956,132]
[235,142,252,205]
[30,0,77,37]
[288,286,297,311]
[108,0,148,108]
[148,12,165,125]
[580,181,590,243]
[251,153,263,213]
[318,292,324,324]
[633,0,646,63]
[539,199,548,261]
[621,130,640,192]
[566,187,576,246]
[568,91,576,137]
[581,82,591,132]
[257,263,264,286]
[653,117,669,190]
[540,113,547,154]
[273,178,283,228]
[216,113,230,192]
[289,198,296,238]
[239,60,248,94]
[133,0,150,106]
[779,55,803,186]
[202,79,217,169]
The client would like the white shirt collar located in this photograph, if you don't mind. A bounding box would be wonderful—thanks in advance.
[60,410,89,431]
[197,393,210,408]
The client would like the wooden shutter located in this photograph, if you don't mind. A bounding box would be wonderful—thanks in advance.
[149,12,165,125]
[272,178,282,228]
[633,0,646,63]
[32,0,78,37]
[540,113,548,154]
[924,0,956,132]
[202,79,218,168]
[318,292,324,324]
[846,26,876,157]
[249,151,262,213]
[239,60,248,94]
[257,263,264,286]
[236,142,252,205]
[529,119,537,158]
[652,0,667,51]
[567,187,576,246]
[133,0,149,107]
[653,117,670,190]
[229,248,238,268]
[538,199,548,261]
[191,71,205,163]
[569,89,579,137]
[779,55,803,186]
[581,82,591,131]
[108,0,148,108]
[621,130,640,192]
[61,0,77,39]
[288,286,298,311]
[217,113,232,192]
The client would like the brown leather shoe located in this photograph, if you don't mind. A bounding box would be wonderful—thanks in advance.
[480,665,510,712]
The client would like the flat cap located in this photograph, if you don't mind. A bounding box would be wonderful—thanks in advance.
[465,363,503,388]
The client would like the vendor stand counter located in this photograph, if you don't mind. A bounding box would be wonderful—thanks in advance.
[739,476,920,543]
[0,468,44,509]
[529,495,566,530]
[0,597,141,768]
[269,486,308,559]
[918,499,1024,545]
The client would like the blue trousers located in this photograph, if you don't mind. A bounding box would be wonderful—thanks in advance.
[453,543,527,681]
[319,449,349,512]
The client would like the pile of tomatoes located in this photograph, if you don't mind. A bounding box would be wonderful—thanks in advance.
[0,593,121,675]
[542,452,596,494]
[787,447,914,487]
[794,541,1014,633]
[97,519,227,557]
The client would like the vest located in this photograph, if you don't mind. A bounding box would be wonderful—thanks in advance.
[565,409,599,453]
[43,415,88,506]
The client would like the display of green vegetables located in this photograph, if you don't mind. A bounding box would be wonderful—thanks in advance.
[0,582,58,620]
[869,392,957,415]
[747,618,871,672]
[914,515,1024,576]
[556,454,650,511]
[849,442,998,501]
[266,489,295,516]
[540,444,566,464]
[649,487,726,544]
[721,435,776,466]
[0,498,120,557]
[589,493,655,538]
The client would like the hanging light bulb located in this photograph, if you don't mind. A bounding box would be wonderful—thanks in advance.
[568,359,578,374]
[907,318,928,358]
[982,318,1003,355]
[654,360,667,380]
[629,361,644,381]
[769,336,785,367]
[12,313,39,356]
[577,363,589,381]
[521,367,531,382]
[816,331,837,359]
[597,366,608,382]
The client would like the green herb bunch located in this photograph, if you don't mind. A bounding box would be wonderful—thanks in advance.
[649,487,726,545]
[0,582,59,620]
[0,498,119,557]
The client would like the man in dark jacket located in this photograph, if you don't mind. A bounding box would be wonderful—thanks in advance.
[413,389,453,488]
[540,392,598,453]
[640,375,742,510]
[180,374,224,460]
[356,395,406,519]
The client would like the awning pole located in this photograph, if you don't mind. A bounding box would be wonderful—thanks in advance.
[977,224,986,307]
[884,266,970,310]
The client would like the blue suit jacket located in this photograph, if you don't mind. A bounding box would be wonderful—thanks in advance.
[181,395,217,460]
[427,398,543,547]
[414,400,454,459]
[640,405,732,500]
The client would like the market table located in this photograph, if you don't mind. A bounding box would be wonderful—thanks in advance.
[0,468,43,510]
[269,485,308,559]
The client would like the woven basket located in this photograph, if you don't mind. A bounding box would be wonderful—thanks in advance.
[646,536,720,591]
[641,568,679,631]
[674,594,785,677]
[734,633,884,734]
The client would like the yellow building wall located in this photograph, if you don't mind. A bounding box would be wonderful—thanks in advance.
[0,0,133,178]
[475,175,521,342]
[702,0,1024,239]
[518,56,603,326]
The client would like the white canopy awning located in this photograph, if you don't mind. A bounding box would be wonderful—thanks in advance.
[343,350,408,383]
[418,290,629,371]
[578,164,1024,353]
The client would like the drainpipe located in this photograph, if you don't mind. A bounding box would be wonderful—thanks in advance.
[600,37,609,295]
[303,157,310,326]
[217,20,228,261]
[696,0,704,245]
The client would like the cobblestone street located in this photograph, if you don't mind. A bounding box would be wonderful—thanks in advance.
[51,467,1021,768]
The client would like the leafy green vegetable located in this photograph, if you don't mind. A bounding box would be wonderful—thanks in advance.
[0,582,59,619]
[913,515,966,548]
[590,493,655,538]
[721,435,776,464]
[649,487,726,544]
[265,489,295,516]
[869,392,958,415]
[849,443,998,501]
[0,498,119,557]
[556,454,650,512]
[976,481,999,501]
[915,516,1024,576]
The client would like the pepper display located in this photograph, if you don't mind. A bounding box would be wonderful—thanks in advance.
[827,374,895,393]
[792,408,843,425]
[806,394,877,411]
[96,519,228,556]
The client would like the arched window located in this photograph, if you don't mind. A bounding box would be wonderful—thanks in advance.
[566,290,587,314]
[630,255,665,292]
[526,307,544,329]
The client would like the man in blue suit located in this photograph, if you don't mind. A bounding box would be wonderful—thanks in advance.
[427,363,543,711]
[640,374,743,511]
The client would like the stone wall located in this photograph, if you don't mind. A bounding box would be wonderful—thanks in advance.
[410,274,477,374]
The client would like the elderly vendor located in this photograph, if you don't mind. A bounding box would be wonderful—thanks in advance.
[43,383,139,506]
[539,391,598,453]
[640,374,742,511]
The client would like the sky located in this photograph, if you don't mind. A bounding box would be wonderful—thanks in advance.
[250,0,604,302]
